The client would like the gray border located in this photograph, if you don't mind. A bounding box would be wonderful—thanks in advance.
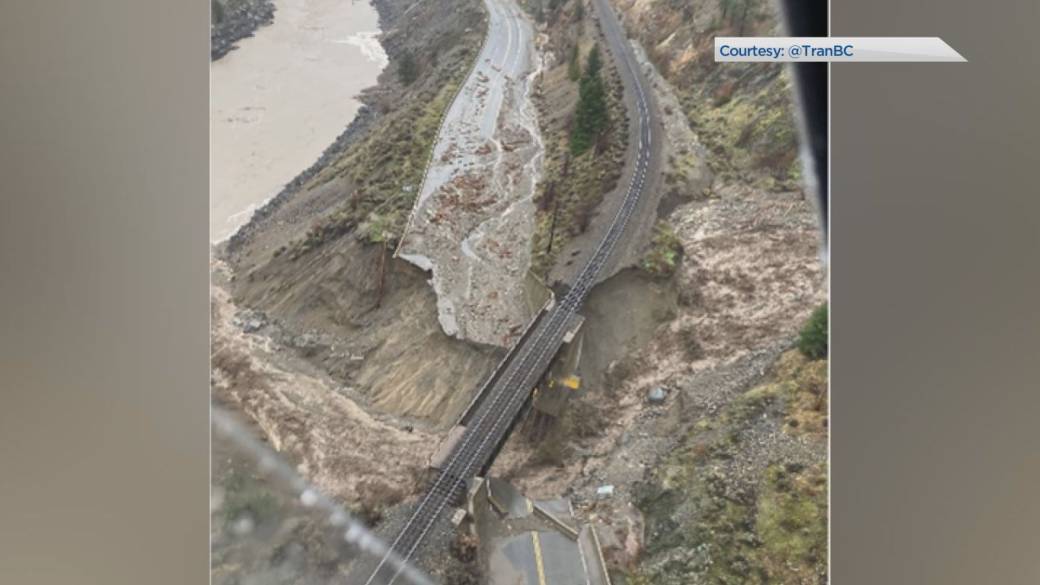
[0,2,210,584]
[832,1,1040,583]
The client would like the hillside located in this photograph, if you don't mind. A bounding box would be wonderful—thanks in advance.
[616,0,800,190]
[598,0,827,579]
[521,0,632,280]
[631,348,827,584]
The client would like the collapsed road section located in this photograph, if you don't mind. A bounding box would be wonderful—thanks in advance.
[396,0,546,348]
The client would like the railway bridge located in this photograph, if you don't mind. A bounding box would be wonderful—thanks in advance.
[360,0,661,580]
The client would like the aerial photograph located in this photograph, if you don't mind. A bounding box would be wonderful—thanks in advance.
[209,0,829,583]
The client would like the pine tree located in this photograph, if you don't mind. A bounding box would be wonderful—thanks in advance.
[798,303,828,359]
[585,45,602,77]
[397,50,419,85]
[570,45,608,155]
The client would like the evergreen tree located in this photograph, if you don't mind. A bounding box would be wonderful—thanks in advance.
[798,303,828,359]
[585,45,602,77]
[569,45,608,155]
[397,50,419,85]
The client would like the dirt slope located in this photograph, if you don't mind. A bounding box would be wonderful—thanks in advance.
[212,274,435,506]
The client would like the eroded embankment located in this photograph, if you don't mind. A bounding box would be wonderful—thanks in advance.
[220,0,497,426]
[212,271,434,506]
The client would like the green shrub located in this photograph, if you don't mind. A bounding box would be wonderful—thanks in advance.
[397,50,420,85]
[640,221,682,277]
[797,303,827,359]
[221,470,280,530]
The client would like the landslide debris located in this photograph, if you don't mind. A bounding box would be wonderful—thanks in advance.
[396,0,548,347]
[211,274,435,505]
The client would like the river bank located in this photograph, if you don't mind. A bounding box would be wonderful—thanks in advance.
[210,0,387,243]
[211,0,276,61]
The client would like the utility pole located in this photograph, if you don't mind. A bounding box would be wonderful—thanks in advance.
[375,237,388,309]
[546,183,560,255]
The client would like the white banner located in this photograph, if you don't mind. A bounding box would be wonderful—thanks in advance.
[715,37,966,62]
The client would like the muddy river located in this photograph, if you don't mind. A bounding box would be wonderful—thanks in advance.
[210,0,386,242]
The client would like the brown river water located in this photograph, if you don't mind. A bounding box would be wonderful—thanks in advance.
[210,0,386,242]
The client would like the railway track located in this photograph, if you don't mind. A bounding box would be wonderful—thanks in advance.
[361,0,656,581]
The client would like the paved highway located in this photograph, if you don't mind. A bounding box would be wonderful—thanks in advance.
[400,0,534,220]
[363,0,660,581]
